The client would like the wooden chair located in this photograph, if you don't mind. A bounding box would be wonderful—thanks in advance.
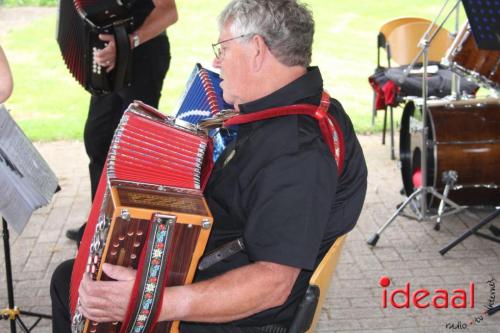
[288,234,348,333]
[386,21,453,66]
[372,17,431,129]
[372,18,453,160]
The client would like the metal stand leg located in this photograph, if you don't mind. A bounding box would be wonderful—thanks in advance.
[434,170,458,231]
[1,218,52,332]
[382,108,387,145]
[390,106,395,160]
[439,208,500,255]
[372,92,377,127]
[367,186,464,247]
[367,188,424,246]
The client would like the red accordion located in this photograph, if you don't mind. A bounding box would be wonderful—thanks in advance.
[56,0,135,95]
[69,102,214,333]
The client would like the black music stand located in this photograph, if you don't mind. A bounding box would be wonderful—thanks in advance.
[0,104,59,332]
[1,218,53,333]
[462,0,500,50]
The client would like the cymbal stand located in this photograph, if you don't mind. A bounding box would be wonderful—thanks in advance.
[368,0,465,246]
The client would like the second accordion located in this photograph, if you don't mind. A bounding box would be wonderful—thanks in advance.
[57,0,136,95]
[69,102,214,333]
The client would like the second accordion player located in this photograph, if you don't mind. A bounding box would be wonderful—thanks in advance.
[69,101,215,333]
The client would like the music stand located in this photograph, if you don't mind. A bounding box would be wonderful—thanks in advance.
[1,218,53,333]
[368,0,465,246]
[0,105,59,332]
[462,0,500,50]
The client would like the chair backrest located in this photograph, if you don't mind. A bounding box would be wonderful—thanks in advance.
[386,21,453,66]
[306,234,347,333]
[377,17,431,67]
[379,16,431,43]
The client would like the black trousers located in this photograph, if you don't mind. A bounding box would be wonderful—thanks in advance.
[50,260,267,333]
[84,34,170,200]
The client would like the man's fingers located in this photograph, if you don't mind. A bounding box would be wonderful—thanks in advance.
[106,63,115,73]
[102,263,136,281]
[98,34,114,42]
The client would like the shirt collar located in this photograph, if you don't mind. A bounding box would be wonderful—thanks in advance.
[238,66,323,114]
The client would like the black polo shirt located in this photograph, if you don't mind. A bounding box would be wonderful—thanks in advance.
[198,67,367,327]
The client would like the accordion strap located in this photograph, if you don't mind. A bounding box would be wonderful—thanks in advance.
[121,214,176,333]
[223,91,345,174]
[113,23,132,91]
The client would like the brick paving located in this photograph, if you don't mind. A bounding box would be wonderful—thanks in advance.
[1,136,499,332]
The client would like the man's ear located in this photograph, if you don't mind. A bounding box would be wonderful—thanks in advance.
[251,34,267,71]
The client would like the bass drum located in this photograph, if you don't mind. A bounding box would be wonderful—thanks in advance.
[400,98,500,207]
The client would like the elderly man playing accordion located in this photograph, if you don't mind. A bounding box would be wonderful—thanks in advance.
[51,0,367,332]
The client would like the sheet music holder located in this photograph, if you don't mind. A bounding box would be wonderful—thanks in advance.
[0,104,58,233]
[0,104,58,332]
[462,0,500,50]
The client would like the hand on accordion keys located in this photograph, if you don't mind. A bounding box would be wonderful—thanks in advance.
[78,263,136,323]
[94,34,117,72]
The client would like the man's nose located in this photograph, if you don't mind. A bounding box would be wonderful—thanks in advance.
[213,56,221,69]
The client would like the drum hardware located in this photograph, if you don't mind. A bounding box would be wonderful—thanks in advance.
[368,0,466,247]
[443,19,500,92]
[435,170,458,230]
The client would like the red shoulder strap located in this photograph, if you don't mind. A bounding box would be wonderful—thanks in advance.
[223,91,345,174]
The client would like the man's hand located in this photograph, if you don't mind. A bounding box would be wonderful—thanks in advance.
[94,34,117,73]
[78,263,136,323]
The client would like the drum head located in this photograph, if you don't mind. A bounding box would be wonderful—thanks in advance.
[399,101,435,197]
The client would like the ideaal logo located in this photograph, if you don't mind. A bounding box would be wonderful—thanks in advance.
[379,276,498,329]
[379,276,474,309]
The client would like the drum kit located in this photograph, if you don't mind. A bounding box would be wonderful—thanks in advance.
[368,0,500,248]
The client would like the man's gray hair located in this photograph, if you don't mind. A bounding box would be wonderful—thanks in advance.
[218,0,314,67]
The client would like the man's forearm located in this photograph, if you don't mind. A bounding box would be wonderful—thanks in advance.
[132,0,178,46]
[159,261,300,323]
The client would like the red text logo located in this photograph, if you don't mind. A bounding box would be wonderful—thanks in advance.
[380,276,475,309]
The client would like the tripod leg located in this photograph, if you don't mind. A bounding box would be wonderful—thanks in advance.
[439,208,500,255]
[434,183,451,231]
[367,188,423,246]
[15,316,29,333]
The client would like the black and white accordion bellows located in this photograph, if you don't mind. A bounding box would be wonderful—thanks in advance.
[56,0,136,95]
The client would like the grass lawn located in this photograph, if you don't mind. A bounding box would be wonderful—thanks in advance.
[1,0,473,141]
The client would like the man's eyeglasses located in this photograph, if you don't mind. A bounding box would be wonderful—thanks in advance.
[212,34,250,59]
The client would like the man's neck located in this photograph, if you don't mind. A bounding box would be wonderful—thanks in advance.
[250,64,307,102]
